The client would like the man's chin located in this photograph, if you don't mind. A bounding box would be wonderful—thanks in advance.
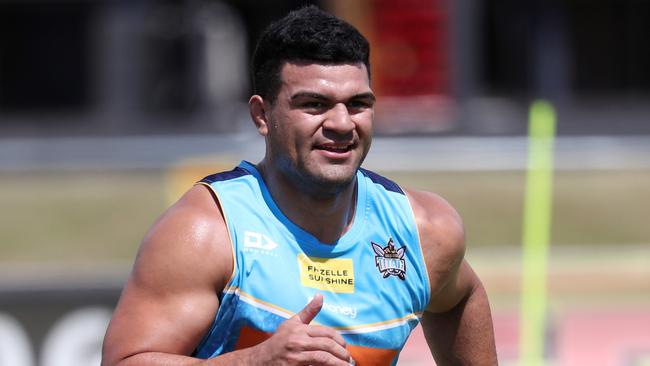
[309,168,358,196]
[317,163,358,182]
[284,163,352,197]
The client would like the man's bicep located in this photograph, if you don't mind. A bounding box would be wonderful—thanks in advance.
[426,258,474,313]
[103,238,222,364]
[106,268,220,358]
[103,191,230,364]
[407,189,497,363]
[420,262,497,365]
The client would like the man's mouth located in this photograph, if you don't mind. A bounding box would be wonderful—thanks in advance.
[315,143,353,153]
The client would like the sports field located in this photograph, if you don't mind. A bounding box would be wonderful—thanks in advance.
[1,167,648,262]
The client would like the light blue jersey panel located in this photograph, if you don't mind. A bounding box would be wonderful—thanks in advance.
[193,161,430,365]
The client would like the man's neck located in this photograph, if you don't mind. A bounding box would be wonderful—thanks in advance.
[257,162,357,244]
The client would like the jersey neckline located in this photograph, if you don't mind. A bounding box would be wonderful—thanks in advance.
[238,160,367,256]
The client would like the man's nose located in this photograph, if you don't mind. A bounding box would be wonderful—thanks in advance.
[323,103,354,134]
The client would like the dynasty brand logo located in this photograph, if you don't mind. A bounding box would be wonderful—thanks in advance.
[371,238,406,280]
[243,231,278,256]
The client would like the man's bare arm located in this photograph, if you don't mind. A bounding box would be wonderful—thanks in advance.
[102,185,353,366]
[101,185,233,365]
[422,261,497,365]
[407,189,498,365]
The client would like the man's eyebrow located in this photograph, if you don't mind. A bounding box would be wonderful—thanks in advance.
[290,91,376,102]
[290,92,329,101]
[351,92,376,102]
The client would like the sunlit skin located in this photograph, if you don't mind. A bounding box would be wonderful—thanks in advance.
[249,62,375,243]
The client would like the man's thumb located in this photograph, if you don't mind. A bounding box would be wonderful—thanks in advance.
[295,293,323,324]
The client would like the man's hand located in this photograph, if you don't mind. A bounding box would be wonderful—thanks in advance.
[250,293,353,366]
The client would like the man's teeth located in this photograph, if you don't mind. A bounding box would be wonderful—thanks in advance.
[322,145,348,152]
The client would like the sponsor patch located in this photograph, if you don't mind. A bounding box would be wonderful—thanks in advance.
[371,238,406,280]
[298,254,355,293]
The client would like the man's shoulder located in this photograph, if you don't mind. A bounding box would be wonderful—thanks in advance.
[404,188,465,265]
[136,184,232,286]
[405,188,463,231]
[159,184,226,232]
[140,184,230,266]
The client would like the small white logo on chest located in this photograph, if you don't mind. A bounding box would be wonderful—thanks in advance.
[244,231,278,251]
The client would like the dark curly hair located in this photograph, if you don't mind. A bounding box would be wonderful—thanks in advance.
[251,5,371,103]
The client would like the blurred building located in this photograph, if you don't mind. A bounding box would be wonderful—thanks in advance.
[1,0,649,137]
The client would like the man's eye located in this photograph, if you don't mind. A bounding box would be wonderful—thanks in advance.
[347,100,371,109]
[303,101,326,109]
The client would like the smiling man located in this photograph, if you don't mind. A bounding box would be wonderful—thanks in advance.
[102,6,497,366]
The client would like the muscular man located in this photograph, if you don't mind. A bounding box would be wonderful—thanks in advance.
[102,6,497,366]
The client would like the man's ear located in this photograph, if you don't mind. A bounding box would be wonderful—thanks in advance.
[249,95,270,136]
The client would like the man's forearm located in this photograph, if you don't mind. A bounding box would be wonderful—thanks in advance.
[111,349,254,366]
[421,281,498,365]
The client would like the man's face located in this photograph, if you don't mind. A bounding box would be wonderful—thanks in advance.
[263,62,375,196]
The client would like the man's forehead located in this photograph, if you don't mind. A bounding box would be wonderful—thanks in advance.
[278,61,371,91]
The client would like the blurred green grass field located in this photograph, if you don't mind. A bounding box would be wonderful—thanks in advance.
[1,167,648,263]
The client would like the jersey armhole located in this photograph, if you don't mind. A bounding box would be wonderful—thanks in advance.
[403,192,432,314]
[195,182,238,288]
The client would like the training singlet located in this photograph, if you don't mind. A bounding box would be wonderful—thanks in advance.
[193,161,430,365]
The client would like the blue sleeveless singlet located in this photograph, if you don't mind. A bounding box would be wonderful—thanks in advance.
[193,161,430,365]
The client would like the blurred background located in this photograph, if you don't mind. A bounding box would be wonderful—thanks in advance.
[0,0,649,365]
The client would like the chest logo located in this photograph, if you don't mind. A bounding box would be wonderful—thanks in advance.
[298,254,355,293]
[244,231,278,251]
[243,231,279,257]
[371,238,406,280]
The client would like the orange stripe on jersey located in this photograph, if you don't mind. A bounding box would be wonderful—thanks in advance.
[234,325,398,365]
[234,326,272,350]
[348,345,398,366]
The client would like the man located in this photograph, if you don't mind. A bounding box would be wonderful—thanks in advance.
[102,5,497,366]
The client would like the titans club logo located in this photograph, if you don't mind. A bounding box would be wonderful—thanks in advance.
[371,238,406,280]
